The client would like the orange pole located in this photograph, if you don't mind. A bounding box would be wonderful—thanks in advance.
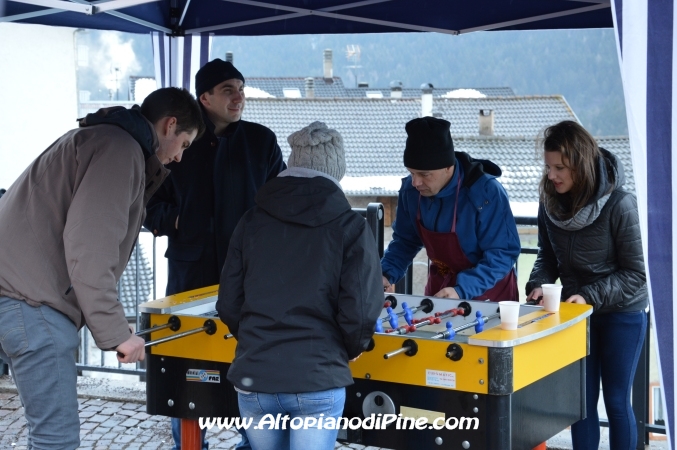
[181,418,202,450]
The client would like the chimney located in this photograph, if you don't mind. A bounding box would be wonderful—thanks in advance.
[225,51,233,64]
[323,49,333,81]
[421,83,433,117]
[390,80,403,99]
[305,77,315,98]
[479,109,494,136]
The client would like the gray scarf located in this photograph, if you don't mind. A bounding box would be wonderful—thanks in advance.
[546,193,611,231]
[546,149,619,231]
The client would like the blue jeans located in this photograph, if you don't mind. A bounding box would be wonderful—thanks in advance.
[571,310,647,450]
[0,296,80,449]
[237,387,345,450]
[172,417,251,449]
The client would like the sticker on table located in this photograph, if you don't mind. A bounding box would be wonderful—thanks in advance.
[426,369,456,389]
[186,369,221,383]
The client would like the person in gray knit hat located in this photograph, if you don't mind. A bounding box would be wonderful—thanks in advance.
[285,121,346,183]
[217,122,383,450]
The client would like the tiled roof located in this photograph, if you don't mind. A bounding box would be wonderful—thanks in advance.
[244,77,515,99]
[343,87,516,98]
[118,243,153,317]
[245,77,347,98]
[242,95,578,177]
[339,136,634,201]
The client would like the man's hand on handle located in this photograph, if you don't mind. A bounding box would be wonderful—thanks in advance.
[116,331,146,363]
[383,276,395,293]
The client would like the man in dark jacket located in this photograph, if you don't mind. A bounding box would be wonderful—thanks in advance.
[144,59,286,296]
[217,121,383,450]
[144,59,285,450]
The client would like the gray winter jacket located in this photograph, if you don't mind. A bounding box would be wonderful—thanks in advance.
[0,107,168,349]
[526,149,648,314]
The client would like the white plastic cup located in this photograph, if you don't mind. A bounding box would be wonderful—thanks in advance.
[499,301,520,330]
[541,284,563,312]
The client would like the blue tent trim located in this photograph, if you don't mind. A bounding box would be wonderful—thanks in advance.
[2,0,612,36]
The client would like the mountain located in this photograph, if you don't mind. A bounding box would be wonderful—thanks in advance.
[76,28,626,136]
[211,29,626,136]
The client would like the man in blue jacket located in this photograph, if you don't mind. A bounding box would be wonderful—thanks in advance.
[381,117,520,301]
[144,59,284,450]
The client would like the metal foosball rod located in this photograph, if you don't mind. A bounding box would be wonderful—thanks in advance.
[379,298,435,324]
[135,315,181,337]
[383,339,418,359]
[118,319,218,359]
[431,321,456,340]
[431,301,472,321]
[144,319,217,348]
[451,310,499,334]
[388,315,442,335]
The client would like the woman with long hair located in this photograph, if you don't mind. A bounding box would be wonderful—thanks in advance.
[526,120,648,449]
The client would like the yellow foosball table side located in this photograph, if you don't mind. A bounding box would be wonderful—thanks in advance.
[140,288,592,450]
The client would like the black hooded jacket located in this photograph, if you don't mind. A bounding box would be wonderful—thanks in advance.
[217,176,383,393]
[526,149,648,313]
[143,113,285,296]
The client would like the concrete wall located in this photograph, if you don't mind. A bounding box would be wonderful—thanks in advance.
[0,23,78,189]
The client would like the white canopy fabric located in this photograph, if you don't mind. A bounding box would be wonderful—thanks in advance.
[612,0,675,446]
[151,31,211,93]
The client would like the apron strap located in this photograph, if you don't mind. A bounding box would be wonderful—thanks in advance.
[451,169,462,233]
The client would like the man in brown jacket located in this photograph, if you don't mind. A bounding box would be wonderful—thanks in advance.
[0,87,203,448]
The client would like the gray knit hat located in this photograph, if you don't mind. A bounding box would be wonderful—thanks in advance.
[287,121,346,181]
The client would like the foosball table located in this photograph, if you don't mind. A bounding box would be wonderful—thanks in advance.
[139,288,592,450]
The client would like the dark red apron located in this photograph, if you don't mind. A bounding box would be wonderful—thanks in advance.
[416,173,518,301]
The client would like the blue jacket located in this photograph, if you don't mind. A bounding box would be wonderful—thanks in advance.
[144,114,286,296]
[381,152,520,298]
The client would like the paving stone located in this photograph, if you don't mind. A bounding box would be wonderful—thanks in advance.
[82,433,102,441]
[140,443,162,449]
[121,402,141,410]
[100,418,125,428]
[124,426,143,435]
[114,434,135,443]
[120,418,140,427]
[83,405,105,413]
[85,399,108,406]
[81,422,99,430]
[132,411,151,420]
[138,420,158,429]
[87,415,108,423]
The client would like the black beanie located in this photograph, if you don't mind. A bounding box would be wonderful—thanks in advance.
[195,59,245,97]
[403,117,456,170]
